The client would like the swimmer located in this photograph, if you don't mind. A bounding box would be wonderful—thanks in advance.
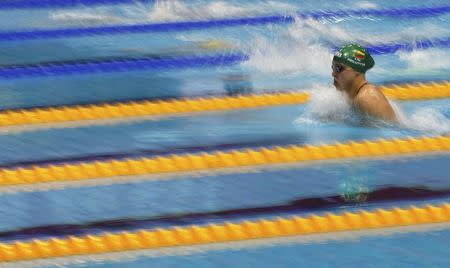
[332,44,397,122]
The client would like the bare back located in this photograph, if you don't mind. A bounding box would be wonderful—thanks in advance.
[353,85,397,122]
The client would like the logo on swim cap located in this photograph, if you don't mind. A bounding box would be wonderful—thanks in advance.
[332,44,374,73]
[353,50,365,61]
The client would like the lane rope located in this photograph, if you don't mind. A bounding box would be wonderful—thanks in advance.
[1,38,449,79]
[0,81,448,128]
[0,53,248,79]
[0,6,449,39]
[0,135,449,187]
[353,38,450,55]
[0,203,449,262]
[380,81,450,100]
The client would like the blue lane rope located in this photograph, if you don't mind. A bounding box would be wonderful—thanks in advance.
[0,38,448,79]
[0,6,449,41]
[0,53,249,79]
[0,16,294,42]
[365,38,450,55]
[0,0,153,9]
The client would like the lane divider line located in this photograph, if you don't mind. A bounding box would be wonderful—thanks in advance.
[0,135,449,187]
[1,38,450,79]
[0,203,449,262]
[380,81,450,100]
[0,81,448,129]
[4,223,450,268]
[1,6,449,39]
[0,53,248,79]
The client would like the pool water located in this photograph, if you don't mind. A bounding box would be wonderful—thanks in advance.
[0,0,449,267]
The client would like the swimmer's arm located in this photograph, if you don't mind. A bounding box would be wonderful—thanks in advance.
[354,94,397,123]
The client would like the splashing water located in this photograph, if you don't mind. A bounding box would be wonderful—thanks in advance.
[354,1,378,9]
[47,0,450,136]
[49,0,296,25]
[147,0,296,22]
[243,19,335,76]
[242,34,332,76]
[397,49,450,71]
[293,85,353,126]
[49,11,126,25]
[243,17,450,76]
[396,105,450,135]
[294,87,450,135]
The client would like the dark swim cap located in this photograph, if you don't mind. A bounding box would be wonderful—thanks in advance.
[333,44,374,73]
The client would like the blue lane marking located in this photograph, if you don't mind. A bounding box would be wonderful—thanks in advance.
[365,38,450,54]
[0,6,449,41]
[0,53,249,78]
[1,38,449,79]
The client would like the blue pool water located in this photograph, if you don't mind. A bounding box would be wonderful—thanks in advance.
[0,0,449,267]
[0,100,447,166]
[1,155,449,234]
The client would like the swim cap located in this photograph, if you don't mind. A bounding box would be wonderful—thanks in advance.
[333,44,374,73]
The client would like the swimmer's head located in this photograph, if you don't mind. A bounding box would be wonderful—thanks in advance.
[332,44,374,92]
[332,44,374,74]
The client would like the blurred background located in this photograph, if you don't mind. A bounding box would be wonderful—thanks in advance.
[0,0,449,267]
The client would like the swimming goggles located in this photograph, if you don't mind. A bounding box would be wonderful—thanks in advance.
[332,64,345,73]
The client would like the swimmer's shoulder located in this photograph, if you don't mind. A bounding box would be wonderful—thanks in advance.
[354,84,392,107]
[355,84,384,100]
[354,84,397,122]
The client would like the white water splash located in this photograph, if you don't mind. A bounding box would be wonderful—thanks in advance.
[397,48,450,71]
[49,10,127,25]
[243,17,450,76]
[397,106,450,134]
[294,85,352,125]
[147,0,294,22]
[354,1,378,9]
[289,17,449,46]
[243,34,332,75]
[294,87,450,135]
[243,19,337,76]
[49,0,296,25]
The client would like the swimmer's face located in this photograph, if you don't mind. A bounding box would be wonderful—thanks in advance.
[331,61,358,92]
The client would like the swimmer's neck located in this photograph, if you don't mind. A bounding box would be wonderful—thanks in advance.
[345,75,368,100]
